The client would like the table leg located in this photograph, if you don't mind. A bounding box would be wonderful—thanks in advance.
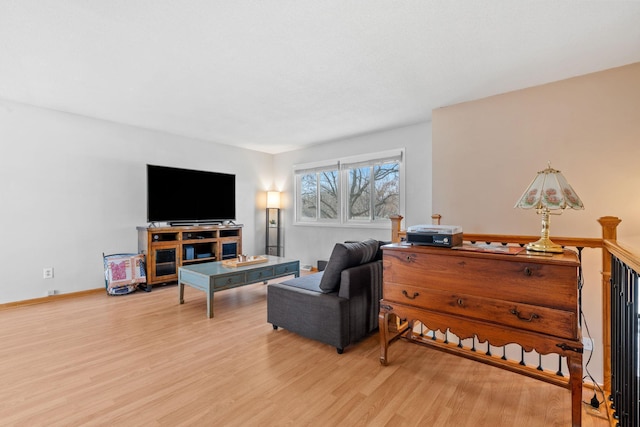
[179,282,184,304]
[207,287,214,318]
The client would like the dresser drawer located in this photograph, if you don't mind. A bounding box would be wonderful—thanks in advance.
[383,282,577,339]
[383,250,578,311]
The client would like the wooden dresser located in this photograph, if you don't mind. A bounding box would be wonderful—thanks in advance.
[379,243,583,427]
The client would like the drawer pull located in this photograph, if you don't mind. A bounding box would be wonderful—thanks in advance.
[402,290,419,300]
[510,308,539,322]
[405,254,416,263]
[524,267,532,276]
[457,298,464,306]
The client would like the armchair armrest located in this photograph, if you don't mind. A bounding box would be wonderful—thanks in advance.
[338,260,383,337]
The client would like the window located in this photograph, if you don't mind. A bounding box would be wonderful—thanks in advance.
[296,164,340,223]
[294,149,404,227]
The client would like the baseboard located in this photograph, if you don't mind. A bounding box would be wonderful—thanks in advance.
[0,288,105,310]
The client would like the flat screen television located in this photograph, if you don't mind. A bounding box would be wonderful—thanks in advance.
[147,164,236,224]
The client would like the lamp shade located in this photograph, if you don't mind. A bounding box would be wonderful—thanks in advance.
[514,165,584,211]
[266,191,281,209]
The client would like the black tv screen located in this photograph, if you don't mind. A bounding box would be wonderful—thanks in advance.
[147,164,236,224]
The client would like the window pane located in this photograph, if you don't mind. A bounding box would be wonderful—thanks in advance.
[300,173,317,220]
[319,171,338,219]
[348,167,371,220]
[374,163,399,219]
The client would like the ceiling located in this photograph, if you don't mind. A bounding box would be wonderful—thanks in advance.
[1,1,639,154]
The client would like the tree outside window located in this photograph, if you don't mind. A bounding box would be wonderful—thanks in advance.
[299,169,339,222]
[319,171,338,219]
[300,173,317,220]
[347,162,399,222]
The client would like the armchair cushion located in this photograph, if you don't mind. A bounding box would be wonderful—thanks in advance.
[319,239,379,292]
[279,271,325,293]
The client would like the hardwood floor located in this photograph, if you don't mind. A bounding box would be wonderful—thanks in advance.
[0,281,610,426]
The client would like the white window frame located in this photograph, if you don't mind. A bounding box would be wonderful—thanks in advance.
[293,149,405,228]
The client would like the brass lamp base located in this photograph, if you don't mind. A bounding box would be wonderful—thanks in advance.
[526,237,563,254]
[525,207,564,253]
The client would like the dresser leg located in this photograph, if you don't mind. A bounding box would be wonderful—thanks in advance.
[405,320,415,340]
[568,354,583,427]
[379,312,389,365]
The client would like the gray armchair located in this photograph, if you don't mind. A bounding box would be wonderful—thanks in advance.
[267,239,384,354]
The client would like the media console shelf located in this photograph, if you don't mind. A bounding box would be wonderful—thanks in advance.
[137,224,243,286]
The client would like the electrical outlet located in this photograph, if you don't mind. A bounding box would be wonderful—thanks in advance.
[43,267,54,279]
[582,337,594,351]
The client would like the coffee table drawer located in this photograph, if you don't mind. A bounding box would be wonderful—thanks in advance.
[214,273,245,289]
[247,267,274,282]
[275,262,298,276]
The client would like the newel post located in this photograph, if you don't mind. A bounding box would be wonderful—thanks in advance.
[597,215,621,394]
[390,215,404,243]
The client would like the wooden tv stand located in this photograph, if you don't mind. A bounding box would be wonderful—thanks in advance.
[137,224,242,287]
[379,243,583,426]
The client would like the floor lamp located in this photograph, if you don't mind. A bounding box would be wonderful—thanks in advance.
[266,191,282,256]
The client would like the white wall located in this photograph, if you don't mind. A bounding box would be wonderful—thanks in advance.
[272,121,432,267]
[0,99,272,303]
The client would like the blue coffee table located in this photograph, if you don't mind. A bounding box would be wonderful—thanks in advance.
[178,255,299,318]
